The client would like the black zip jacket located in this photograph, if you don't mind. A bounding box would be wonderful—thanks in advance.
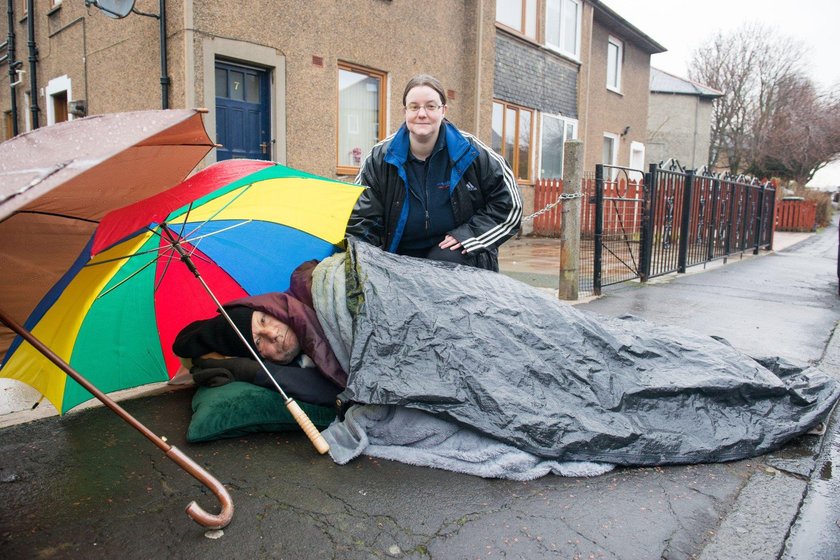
[347,121,522,271]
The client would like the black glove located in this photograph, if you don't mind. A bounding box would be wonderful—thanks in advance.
[193,357,261,384]
[190,366,234,388]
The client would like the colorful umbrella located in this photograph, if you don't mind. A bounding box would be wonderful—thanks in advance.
[0,109,216,359]
[1,158,363,418]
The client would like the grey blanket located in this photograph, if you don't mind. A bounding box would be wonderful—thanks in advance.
[322,404,613,480]
[312,241,839,467]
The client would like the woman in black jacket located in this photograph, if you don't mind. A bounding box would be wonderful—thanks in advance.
[347,74,522,271]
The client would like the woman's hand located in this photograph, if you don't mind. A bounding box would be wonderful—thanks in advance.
[439,234,466,254]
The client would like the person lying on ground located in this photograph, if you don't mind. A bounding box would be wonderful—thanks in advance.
[174,241,839,466]
[172,263,344,408]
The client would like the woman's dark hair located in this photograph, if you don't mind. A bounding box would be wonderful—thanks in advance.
[402,74,447,106]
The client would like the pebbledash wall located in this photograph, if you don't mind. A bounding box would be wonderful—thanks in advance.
[1,0,665,193]
[0,0,497,182]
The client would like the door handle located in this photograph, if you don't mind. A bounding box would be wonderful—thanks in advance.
[260,142,268,155]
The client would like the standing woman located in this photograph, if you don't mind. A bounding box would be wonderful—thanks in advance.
[347,75,522,271]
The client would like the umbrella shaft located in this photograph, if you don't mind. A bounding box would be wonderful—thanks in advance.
[0,306,169,452]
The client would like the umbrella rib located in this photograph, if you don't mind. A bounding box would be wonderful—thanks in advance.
[84,221,252,269]
[153,245,179,293]
[84,244,167,267]
[96,256,160,299]
[6,210,100,224]
[179,182,255,242]
[181,220,253,247]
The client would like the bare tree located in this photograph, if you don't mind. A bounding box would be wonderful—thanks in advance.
[750,78,840,185]
[685,23,840,183]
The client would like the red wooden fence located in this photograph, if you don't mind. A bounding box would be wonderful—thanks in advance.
[532,177,646,237]
[775,198,816,232]
[532,178,565,236]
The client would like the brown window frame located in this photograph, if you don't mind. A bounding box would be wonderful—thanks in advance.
[492,100,535,184]
[336,62,387,176]
[495,0,539,40]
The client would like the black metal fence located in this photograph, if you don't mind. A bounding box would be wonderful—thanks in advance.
[582,162,776,295]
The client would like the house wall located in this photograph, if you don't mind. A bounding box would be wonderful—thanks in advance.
[647,93,714,170]
[188,0,493,180]
[1,1,498,182]
[0,0,177,136]
[578,5,652,174]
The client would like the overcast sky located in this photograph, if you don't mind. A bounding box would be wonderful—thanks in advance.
[601,0,840,187]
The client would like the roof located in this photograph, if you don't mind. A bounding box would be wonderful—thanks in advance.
[649,67,724,98]
[591,0,667,54]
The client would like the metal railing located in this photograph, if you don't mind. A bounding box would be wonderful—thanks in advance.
[582,162,776,295]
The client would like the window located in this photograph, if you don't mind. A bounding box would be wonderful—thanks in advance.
[607,36,623,92]
[603,132,619,180]
[546,0,581,59]
[496,0,537,40]
[492,100,534,183]
[337,63,386,175]
[539,114,578,179]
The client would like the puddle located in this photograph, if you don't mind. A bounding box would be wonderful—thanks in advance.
[781,432,840,558]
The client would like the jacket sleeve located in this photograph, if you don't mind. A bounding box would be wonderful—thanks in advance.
[450,142,522,254]
[345,152,386,248]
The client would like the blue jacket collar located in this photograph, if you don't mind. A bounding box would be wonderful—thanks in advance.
[385,121,474,169]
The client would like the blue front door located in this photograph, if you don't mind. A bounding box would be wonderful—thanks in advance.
[215,61,271,160]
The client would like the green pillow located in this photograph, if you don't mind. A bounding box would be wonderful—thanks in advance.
[187,381,336,443]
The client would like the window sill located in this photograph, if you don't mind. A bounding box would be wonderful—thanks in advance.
[495,24,541,48]
[336,165,360,178]
[47,4,62,17]
[544,44,581,65]
[607,86,623,96]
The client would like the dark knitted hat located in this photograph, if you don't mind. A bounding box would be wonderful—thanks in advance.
[172,306,255,358]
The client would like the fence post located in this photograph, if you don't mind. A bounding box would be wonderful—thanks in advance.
[753,184,766,255]
[724,181,737,259]
[767,188,776,251]
[707,177,720,261]
[558,140,583,300]
[639,163,657,282]
[593,164,604,296]
[677,169,694,273]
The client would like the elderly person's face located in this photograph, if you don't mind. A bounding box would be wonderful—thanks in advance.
[404,85,446,142]
[251,311,301,363]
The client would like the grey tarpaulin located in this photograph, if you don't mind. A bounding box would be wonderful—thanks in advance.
[313,241,839,466]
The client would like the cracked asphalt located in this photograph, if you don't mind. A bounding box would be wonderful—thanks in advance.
[1,221,838,559]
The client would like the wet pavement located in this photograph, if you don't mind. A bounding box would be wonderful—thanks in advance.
[1,224,838,559]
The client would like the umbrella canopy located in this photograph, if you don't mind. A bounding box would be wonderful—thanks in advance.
[0,109,215,359]
[1,158,364,414]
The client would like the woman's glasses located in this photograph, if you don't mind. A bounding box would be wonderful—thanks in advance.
[405,103,444,114]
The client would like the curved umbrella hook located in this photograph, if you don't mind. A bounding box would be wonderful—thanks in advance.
[0,307,234,530]
[166,446,234,529]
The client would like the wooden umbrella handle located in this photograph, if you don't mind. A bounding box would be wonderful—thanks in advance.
[166,446,234,529]
[286,399,330,454]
